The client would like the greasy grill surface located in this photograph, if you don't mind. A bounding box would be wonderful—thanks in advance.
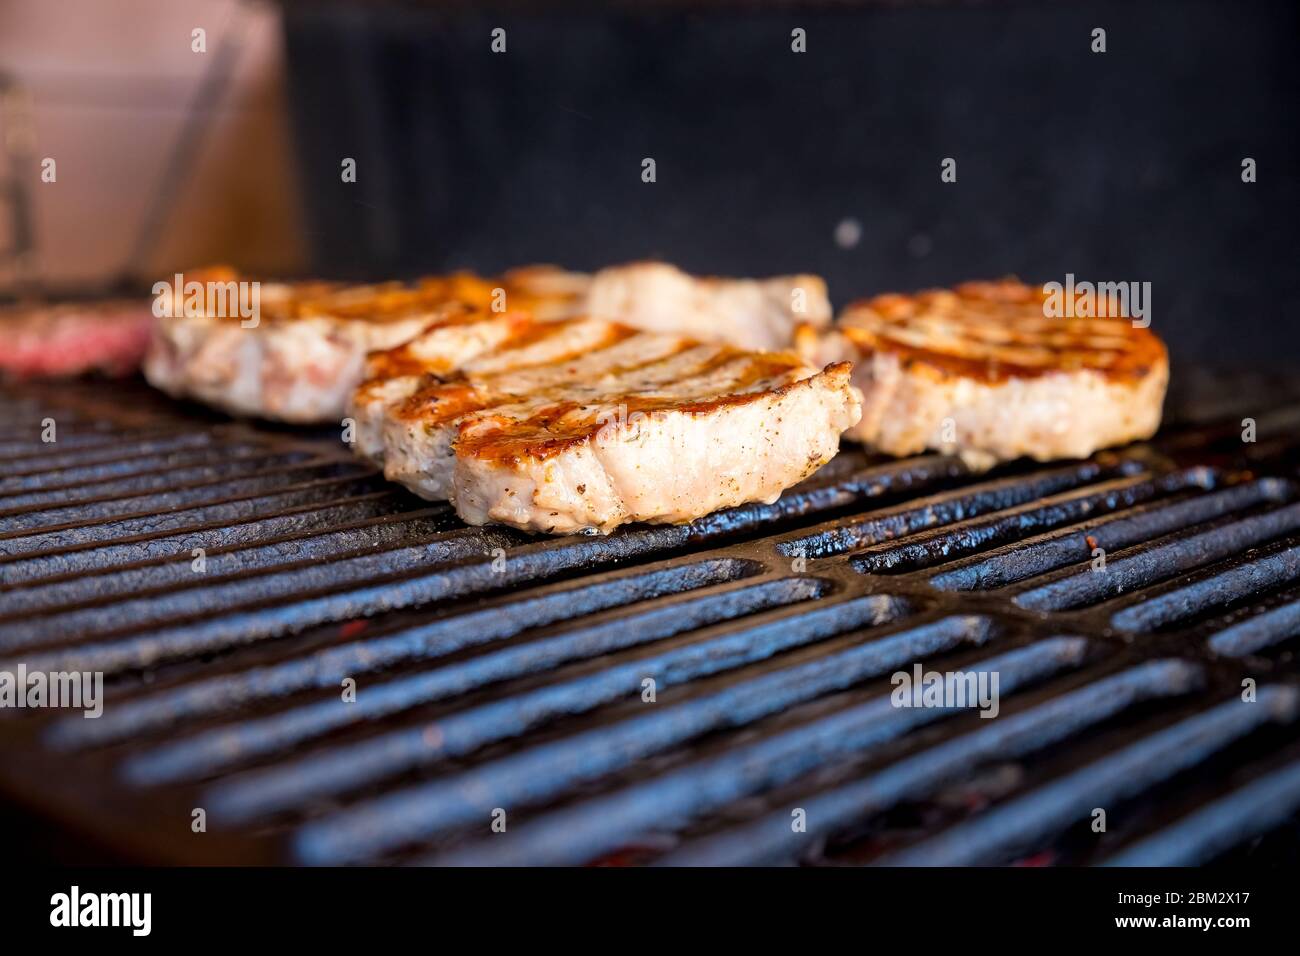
[1,371,1299,865]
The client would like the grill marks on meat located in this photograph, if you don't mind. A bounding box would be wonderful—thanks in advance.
[798,278,1169,469]
[145,267,588,423]
[144,261,829,424]
[359,317,714,500]
[351,318,862,534]
[838,279,1165,382]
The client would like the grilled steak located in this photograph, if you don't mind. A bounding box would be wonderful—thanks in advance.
[584,261,831,350]
[1,300,154,378]
[351,318,862,534]
[144,266,587,423]
[797,278,1168,469]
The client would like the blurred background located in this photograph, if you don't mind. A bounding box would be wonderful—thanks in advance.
[0,0,1295,365]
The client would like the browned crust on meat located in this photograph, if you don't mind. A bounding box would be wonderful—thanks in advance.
[838,278,1166,384]
[393,380,488,423]
[386,322,662,425]
[360,311,540,382]
[456,353,839,466]
[169,266,585,326]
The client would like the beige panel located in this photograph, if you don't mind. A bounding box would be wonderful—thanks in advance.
[0,0,305,292]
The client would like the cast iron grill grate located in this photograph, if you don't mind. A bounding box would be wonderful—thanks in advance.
[1,368,1299,866]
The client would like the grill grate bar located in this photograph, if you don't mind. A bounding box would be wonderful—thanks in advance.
[210,609,978,832]
[0,450,321,515]
[1013,499,1300,611]
[0,431,224,474]
[0,427,203,461]
[119,576,842,786]
[1208,599,1300,657]
[49,558,770,749]
[852,470,1203,574]
[932,478,1282,592]
[1102,757,1300,866]
[0,509,455,616]
[3,450,975,676]
[1,461,377,534]
[0,442,274,496]
[877,687,1300,866]
[1112,543,1300,633]
[0,492,414,583]
[419,638,1088,868]
[657,658,1205,866]
[774,459,1124,560]
[1,526,539,649]
[0,475,387,555]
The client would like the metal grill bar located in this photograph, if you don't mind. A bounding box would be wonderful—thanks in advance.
[850,470,1201,573]
[1112,544,1300,632]
[1208,599,1300,657]
[879,688,1300,866]
[657,659,1205,866]
[0,493,416,582]
[928,477,1277,591]
[49,559,765,748]
[774,459,1124,560]
[103,577,833,778]
[2,526,531,647]
[207,598,951,826]
[1015,502,1300,612]
[1102,758,1300,866]
[420,639,1087,868]
[0,445,293,505]
[0,474,384,556]
[0,509,454,615]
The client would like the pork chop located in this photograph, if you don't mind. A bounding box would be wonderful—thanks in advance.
[797,278,1168,469]
[350,319,862,534]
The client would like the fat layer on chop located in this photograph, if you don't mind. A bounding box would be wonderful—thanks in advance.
[798,278,1169,469]
[351,319,862,534]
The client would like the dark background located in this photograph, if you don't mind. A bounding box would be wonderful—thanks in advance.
[280,0,1299,367]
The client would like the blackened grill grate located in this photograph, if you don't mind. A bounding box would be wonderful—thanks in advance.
[1,369,1299,866]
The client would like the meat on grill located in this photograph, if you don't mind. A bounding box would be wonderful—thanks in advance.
[796,279,1169,469]
[144,261,828,424]
[1,300,154,378]
[144,266,586,423]
[350,317,862,534]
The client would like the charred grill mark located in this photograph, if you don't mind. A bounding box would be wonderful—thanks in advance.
[164,267,584,329]
[455,354,833,466]
[841,279,1167,384]
[360,312,540,382]
[387,330,703,431]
